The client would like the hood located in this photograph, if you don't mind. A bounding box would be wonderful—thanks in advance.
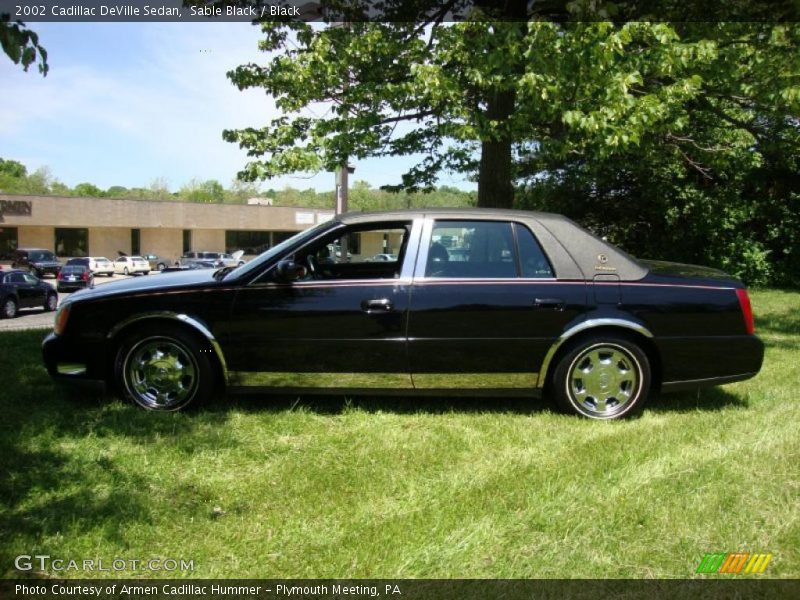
[640,259,742,285]
[68,269,220,302]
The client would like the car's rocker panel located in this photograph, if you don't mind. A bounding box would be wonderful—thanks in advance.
[42,209,765,418]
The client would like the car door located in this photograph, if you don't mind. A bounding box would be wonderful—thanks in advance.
[8,272,41,308]
[407,218,586,390]
[224,219,421,390]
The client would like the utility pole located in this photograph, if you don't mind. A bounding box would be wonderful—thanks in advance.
[298,2,352,216]
[335,163,354,215]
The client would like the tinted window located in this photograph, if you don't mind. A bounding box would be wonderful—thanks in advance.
[30,251,56,262]
[515,224,554,278]
[426,221,516,278]
[290,222,411,281]
[55,228,88,257]
[0,227,18,260]
[8,273,24,283]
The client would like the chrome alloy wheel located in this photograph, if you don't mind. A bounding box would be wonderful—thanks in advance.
[566,343,642,418]
[123,336,199,410]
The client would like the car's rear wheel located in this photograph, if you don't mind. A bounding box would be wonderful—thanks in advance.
[157,262,166,271]
[551,335,650,420]
[116,326,214,411]
[44,293,58,312]
[123,267,129,275]
[2,297,18,319]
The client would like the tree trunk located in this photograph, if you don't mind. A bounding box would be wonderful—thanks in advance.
[477,88,515,208]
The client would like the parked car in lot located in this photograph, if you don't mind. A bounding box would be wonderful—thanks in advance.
[66,257,115,277]
[114,256,150,276]
[142,254,170,271]
[179,251,245,268]
[11,248,62,278]
[369,253,398,262]
[57,265,94,293]
[1,269,58,318]
[43,209,763,418]
[162,260,218,272]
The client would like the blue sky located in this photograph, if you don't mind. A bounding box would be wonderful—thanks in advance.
[2,22,474,193]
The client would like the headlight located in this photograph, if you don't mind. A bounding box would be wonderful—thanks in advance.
[54,303,71,335]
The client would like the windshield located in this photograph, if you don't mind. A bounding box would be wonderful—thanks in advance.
[31,251,56,261]
[223,221,337,280]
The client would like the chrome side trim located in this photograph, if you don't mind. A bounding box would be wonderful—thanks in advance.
[230,371,413,389]
[412,372,538,389]
[537,318,654,389]
[57,363,87,376]
[107,311,229,385]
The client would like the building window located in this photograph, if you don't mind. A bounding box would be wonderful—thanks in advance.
[54,228,89,257]
[131,228,141,255]
[0,226,18,260]
[225,230,273,254]
[182,230,192,253]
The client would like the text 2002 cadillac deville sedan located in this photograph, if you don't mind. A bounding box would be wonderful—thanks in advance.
[43,209,763,419]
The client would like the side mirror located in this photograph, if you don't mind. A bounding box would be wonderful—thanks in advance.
[276,260,307,281]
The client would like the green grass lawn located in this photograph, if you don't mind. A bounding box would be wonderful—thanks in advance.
[0,290,797,579]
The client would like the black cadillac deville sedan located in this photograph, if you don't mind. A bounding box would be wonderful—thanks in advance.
[43,209,764,419]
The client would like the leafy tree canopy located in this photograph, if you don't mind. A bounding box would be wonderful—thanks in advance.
[0,16,47,75]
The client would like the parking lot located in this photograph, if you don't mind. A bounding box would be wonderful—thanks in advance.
[0,271,155,332]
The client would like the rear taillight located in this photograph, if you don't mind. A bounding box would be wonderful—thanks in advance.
[57,271,63,280]
[81,271,89,281]
[736,288,755,335]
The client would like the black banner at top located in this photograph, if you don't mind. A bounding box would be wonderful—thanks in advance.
[1,0,799,23]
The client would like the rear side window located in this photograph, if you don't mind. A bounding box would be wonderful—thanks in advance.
[426,221,516,278]
[515,224,554,278]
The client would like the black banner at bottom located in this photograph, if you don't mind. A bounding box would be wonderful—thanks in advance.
[2,579,800,600]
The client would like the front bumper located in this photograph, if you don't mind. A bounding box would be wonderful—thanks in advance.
[42,332,107,391]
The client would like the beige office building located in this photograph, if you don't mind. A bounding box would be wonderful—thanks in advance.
[0,194,336,263]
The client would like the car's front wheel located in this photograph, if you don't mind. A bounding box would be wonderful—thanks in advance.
[44,293,58,312]
[123,267,129,275]
[551,335,650,420]
[116,326,215,411]
[2,297,18,319]
[157,262,166,271]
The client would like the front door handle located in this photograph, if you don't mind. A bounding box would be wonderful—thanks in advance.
[361,298,394,313]
[533,297,565,311]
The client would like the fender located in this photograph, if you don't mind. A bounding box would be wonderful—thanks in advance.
[537,317,654,389]
[107,311,229,384]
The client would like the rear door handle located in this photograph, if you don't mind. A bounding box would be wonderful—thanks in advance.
[361,298,394,313]
[533,297,565,311]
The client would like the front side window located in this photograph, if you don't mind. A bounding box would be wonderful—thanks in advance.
[426,221,516,278]
[292,222,411,281]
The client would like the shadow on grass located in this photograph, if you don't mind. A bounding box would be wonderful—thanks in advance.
[754,302,800,338]
[219,392,556,416]
[648,386,748,414]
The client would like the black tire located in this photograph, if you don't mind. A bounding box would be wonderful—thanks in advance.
[44,293,58,312]
[2,296,18,319]
[115,325,215,411]
[157,262,166,271]
[550,334,650,420]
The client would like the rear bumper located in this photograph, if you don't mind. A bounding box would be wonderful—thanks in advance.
[42,332,108,391]
[657,334,764,391]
